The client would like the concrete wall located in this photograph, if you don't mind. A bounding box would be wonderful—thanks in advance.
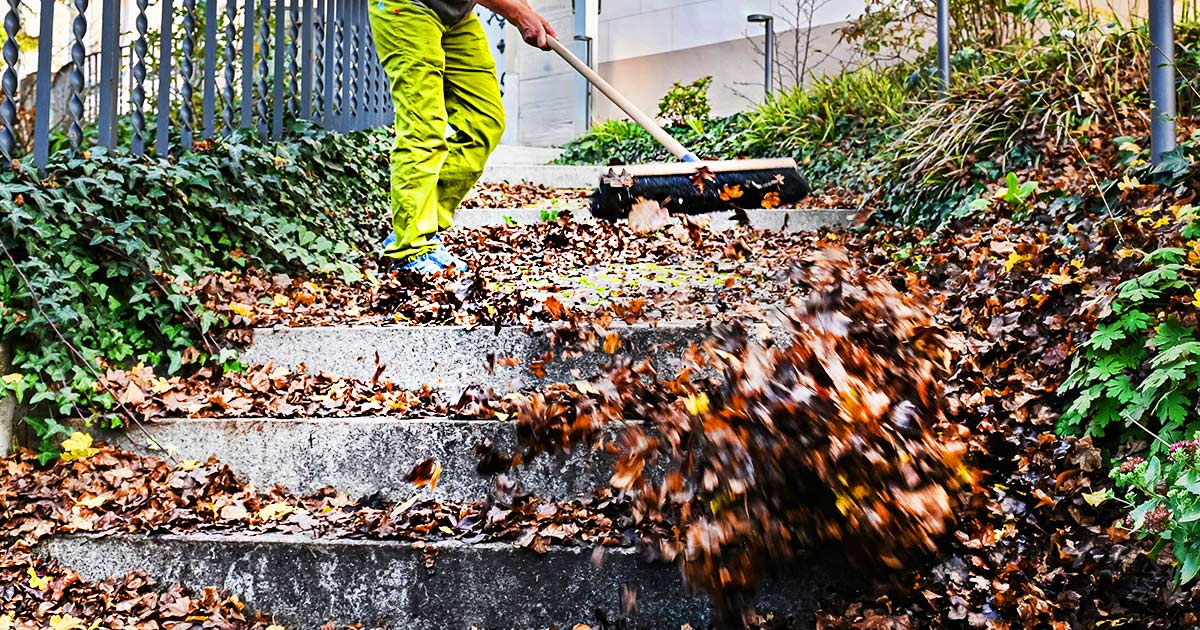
[594,19,856,121]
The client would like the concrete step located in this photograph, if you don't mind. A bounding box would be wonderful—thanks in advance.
[242,323,707,395]
[114,417,615,502]
[453,208,855,231]
[42,533,858,629]
[480,164,603,188]
[488,144,565,166]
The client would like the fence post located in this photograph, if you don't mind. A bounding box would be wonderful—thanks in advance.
[315,0,326,124]
[0,0,19,163]
[241,0,255,128]
[936,0,951,93]
[33,0,54,168]
[155,0,175,156]
[272,0,285,139]
[1149,0,1177,164]
[184,0,208,150]
[202,0,219,138]
[131,0,149,154]
[96,0,121,148]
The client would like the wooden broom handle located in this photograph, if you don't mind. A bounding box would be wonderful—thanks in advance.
[547,36,698,162]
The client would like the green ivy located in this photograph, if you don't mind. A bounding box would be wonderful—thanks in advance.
[0,123,391,461]
[1058,207,1200,446]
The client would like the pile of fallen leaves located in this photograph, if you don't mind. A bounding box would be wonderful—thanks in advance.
[460,181,590,210]
[0,446,662,549]
[472,249,972,623]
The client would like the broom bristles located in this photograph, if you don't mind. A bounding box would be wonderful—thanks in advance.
[590,165,811,218]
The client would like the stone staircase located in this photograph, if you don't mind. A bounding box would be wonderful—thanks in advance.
[33,149,859,629]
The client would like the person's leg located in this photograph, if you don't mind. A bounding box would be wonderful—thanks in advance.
[436,12,506,231]
[370,1,448,263]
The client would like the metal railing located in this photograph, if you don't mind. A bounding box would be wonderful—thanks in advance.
[0,0,395,169]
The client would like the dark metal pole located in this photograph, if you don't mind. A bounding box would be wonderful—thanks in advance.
[937,0,950,93]
[33,0,55,168]
[1149,0,1177,164]
[748,14,774,97]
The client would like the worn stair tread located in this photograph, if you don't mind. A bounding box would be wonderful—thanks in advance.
[41,532,857,629]
[243,321,711,393]
[106,416,620,501]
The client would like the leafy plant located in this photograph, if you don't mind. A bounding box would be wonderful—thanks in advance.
[657,76,713,127]
[0,122,391,461]
[540,209,561,222]
[1111,438,1200,584]
[1059,206,1200,445]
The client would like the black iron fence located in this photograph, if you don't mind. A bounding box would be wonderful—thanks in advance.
[0,0,396,168]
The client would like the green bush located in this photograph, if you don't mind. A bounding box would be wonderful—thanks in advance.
[1111,439,1200,585]
[656,76,714,127]
[0,123,391,461]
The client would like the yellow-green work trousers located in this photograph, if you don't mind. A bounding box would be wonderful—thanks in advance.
[369,1,505,262]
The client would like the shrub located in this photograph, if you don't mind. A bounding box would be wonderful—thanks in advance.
[656,76,713,127]
[0,123,391,461]
[1111,438,1200,585]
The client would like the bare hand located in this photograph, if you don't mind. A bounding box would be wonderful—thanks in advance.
[513,7,556,50]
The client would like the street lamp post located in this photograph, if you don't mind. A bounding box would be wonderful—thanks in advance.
[1149,0,1177,164]
[748,14,774,97]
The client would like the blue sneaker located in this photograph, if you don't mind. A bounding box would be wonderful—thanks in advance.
[382,231,397,250]
[429,243,468,272]
[399,252,446,275]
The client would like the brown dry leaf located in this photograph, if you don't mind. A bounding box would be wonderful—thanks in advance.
[628,198,670,234]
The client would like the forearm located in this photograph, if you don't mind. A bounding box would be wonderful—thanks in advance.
[475,0,533,22]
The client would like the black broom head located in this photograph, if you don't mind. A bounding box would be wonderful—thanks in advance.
[589,158,810,219]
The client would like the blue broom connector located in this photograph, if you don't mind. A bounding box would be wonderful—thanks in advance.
[682,154,700,163]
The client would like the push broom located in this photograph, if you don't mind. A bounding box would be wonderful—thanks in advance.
[546,37,810,217]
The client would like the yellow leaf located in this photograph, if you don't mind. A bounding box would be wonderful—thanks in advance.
[684,393,710,416]
[178,459,201,472]
[49,614,86,630]
[257,502,296,522]
[229,302,254,318]
[1119,141,1143,153]
[1,373,21,385]
[761,191,782,210]
[27,567,48,590]
[272,294,290,307]
[60,432,99,462]
[0,612,13,630]
[1003,252,1031,273]
[1117,175,1143,192]
[265,626,286,630]
[1193,289,1200,308]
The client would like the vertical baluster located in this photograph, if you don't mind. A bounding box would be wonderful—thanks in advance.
[313,0,325,124]
[358,0,367,130]
[130,0,148,154]
[368,40,380,127]
[0,0,19,163]
[322,0,335,128]
[223,0,237,133]
[180,0,196,147]
[202,0,218,137]
[96,0,121,148]
[348,0,359,130]
[67,0,89,152]
[271,0,284,138]
[33,0,54,168]
[155,0,175,156]
[256,0,270,136]
[288,0,300,115]
[301,0,314,120]
[333,0,344,132]
[241,0,255,128]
